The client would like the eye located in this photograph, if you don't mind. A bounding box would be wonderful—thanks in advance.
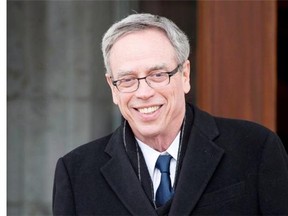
[151,72,165,78]
[149,72,168,82]
[118,76,137,87]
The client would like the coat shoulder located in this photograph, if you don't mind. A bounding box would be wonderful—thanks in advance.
[192,104,276,143]
[215,116,272,136]
[67,133,111,155]
[61,133,113,169]
[216,116,281,143]
[211,115,283,154]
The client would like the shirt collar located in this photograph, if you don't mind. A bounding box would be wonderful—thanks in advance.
[136,132,180,178]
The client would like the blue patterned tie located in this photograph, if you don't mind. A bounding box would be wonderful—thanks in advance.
[155,155,174,207]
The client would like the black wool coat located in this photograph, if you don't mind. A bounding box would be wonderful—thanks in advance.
[53,104,288,215]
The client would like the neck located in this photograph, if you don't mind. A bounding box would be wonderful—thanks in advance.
[134,118,184,152]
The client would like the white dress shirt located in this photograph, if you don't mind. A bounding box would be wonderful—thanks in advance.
[136,132,180,199]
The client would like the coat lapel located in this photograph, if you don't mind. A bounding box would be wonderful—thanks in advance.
[100,127,157,216]
[169,106,225,215]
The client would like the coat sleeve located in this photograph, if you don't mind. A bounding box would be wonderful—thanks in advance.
[53,157,76,215]
[258,131,288,214]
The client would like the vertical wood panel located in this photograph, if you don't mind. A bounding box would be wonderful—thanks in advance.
[197,1,276,131]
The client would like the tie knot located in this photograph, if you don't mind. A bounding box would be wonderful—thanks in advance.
[156,155,172,173]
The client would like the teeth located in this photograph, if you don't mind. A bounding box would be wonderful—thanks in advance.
[138,106,160,114]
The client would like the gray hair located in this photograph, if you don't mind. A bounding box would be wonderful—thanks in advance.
[101,13,190,74]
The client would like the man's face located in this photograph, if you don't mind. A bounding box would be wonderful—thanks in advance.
[106,28,191,141]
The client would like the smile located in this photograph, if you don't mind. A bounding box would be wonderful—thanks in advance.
[137,106,161,114]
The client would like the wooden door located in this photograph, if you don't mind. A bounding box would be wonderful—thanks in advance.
[196,0,277,131]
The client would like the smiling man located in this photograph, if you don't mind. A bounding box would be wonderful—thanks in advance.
[106,27,190,152]
[53,14,288,215]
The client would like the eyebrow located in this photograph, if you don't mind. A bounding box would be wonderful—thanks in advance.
[116,64,169,78]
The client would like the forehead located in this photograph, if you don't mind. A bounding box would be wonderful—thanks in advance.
[116,64,169,78]
[109,28,177,76]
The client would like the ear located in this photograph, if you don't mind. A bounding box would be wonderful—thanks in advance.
[181,60,191,94]
[105,73,119,105]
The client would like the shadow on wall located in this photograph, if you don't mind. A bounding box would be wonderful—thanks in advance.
[8,1,118,215]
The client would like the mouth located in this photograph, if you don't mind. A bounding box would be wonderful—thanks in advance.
[137,105,161,114]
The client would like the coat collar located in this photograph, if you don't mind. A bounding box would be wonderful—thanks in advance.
[101,104,224,215]
[169,105,224,215]
[100,124,157,215]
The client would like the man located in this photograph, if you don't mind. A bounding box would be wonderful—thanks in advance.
[53,13,288,215]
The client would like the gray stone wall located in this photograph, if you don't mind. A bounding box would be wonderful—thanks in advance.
[7,1,138,215]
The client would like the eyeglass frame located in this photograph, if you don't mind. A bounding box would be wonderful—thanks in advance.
[111,64,182,93]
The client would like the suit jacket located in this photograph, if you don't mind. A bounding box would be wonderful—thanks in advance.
[53,104,288,215]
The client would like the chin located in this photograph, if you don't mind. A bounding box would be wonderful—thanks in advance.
[136,127,161,138]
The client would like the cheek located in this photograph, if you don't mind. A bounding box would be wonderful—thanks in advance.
[174,76,191,95]
[167,82,187,105]
[114,94,130,112]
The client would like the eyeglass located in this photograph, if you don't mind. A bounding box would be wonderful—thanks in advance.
[111,64,182,93]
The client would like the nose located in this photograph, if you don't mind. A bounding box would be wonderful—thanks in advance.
[134,78,155,99]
